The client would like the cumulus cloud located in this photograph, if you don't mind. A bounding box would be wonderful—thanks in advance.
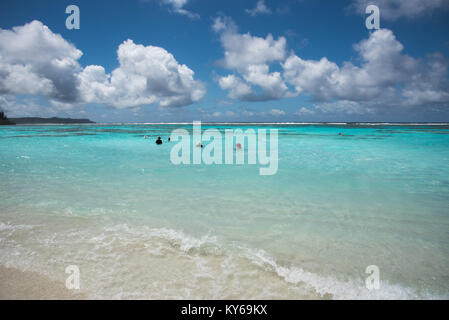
[246,0,272,17]
[283,29,449,113]
[220,32,286,71]
[350,0,449,20]
[161,0,199,19]
[213,16,291,102]
[0,21,205,113]
[0,20,83,103]
[79,39,205,108]
[400,53,449,106]
[218,75,254,100]
[212,16,448,115]
[213,16,449,113]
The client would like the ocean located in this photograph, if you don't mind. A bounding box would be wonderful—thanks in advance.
[0,123,448,299]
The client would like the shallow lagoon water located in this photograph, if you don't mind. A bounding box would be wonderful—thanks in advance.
[0,123,448,299]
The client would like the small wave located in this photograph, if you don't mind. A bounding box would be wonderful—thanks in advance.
[87,224,446,299]
[242,248,445,300]
[1,221,446,299]
[0,221,34,232]
[100,224,218,253]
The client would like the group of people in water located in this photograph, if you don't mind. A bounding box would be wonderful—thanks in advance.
[146,133,345,146]
[150,137,243,149]
[148,136,242,149]
[147,135,206,146]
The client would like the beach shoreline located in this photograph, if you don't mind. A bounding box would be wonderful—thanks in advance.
[0,265,86,300]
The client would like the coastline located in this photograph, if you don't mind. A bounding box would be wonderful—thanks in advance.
[0,265,86,300]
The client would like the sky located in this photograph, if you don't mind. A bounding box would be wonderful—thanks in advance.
[0,0,449,123]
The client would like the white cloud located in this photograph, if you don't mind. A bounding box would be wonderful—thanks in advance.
[246,0,272,17]
[219,28,286,72]
[0,95,84,117]
[213,16,291,102]
[294,107,315,116]
[283,56,340,101]
[161,0,199,19]
[0,95,42,117]
[79,39,205,108]
[350,0,449,20]
[245,64,287,99]
[400,53,449,106]
[0,20,83,103]
[214,18,449,112]
[212,16,235,33]
[282,29,449,111]
[0,21,205,113]
[211,16,449,114]
[218,75,253,100]
[268,108,285,116]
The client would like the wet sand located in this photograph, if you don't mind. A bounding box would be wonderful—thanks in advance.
[0,265,87,300]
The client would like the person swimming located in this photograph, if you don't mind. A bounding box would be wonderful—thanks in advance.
[168,137,171,142]
[156,136,163,145]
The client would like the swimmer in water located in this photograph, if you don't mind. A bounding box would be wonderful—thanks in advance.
[338,132,344,136]
[144,135,148,139]
[156,137,163,145]
[196,141,203,148]
[236,142,242,150]
[168,137,171,142]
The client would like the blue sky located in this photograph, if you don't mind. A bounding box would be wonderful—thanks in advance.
[0,0,448,122]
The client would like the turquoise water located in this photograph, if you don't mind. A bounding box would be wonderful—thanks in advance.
[0,123,448,299]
